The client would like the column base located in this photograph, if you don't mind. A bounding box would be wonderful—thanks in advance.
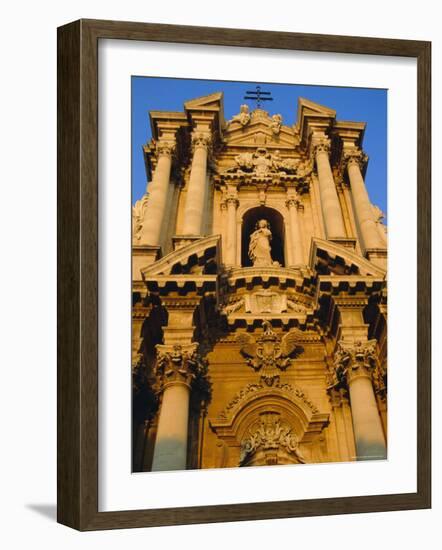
[132,245,162,281]
[172,235,205,250]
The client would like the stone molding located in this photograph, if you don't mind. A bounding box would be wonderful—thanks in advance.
[141,234,221,277]
[309,237,387,277]
[216,380,319,422]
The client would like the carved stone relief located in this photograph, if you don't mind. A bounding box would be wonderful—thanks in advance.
[236,321,303,385]
[225,147,312,178]
[240,411,305,466]
[132,193,149,242]
[221,292,308,316]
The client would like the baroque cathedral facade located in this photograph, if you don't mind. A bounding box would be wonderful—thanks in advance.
[131,93,388,472]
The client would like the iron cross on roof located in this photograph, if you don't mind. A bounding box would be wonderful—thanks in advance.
[244,85,274,109]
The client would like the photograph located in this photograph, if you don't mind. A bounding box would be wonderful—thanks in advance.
[131,77,388,472]
[0,0,435,542]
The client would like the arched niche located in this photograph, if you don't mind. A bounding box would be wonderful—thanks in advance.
[241,206,286,267]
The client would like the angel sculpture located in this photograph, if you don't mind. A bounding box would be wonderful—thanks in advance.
[236,321,303,386]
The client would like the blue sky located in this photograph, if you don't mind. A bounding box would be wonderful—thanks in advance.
[132,77,387,218]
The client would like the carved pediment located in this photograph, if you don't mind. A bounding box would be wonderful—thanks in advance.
[141,234,221,277]
[309,238,386,277]
[184,91,223,112]
[224,107,298,148]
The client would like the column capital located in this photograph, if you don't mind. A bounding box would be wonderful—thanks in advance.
[226,195,239,208]
[328,339,378,391]
[191,131,212,153]
[311,136,331,157]
[155,139,176,158]
[155,343,207,390]
[341,148,368,171]
[285,191,301,209]
[222,187,239,210]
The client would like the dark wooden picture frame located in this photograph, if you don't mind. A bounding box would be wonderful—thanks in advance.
[57,19,431,531]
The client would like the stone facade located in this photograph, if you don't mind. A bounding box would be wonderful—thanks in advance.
[131,93,388,472]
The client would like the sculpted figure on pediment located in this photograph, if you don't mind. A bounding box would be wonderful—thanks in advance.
[270,113,283,135]
[233,152,255,171]
[225,147,307,179]
[228,104,251,127]
[253,148,273,175]
[279,157,300,173]
[132,192,149,242]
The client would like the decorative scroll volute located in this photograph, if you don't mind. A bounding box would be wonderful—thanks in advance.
[240,411,305,466]
[155,343,207,389]
[191,131,212,152]
[156,140,176,158]
[341,148,368,171]
[328,339,378,390]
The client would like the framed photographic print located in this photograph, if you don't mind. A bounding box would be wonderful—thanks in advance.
[57,19,431,530]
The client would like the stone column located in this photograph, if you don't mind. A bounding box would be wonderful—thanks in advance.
[286,193,304,266]
[139,141,175,246]
[151,343,202,471]
[332,340,386,460]
[344,150,385,251]
[181,132,212,236]
[313,139,346,239]
[225,194,238,266]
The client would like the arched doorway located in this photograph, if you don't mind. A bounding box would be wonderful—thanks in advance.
[241,206,285,267]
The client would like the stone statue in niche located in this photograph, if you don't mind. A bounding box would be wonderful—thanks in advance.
[248,219,279,267]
